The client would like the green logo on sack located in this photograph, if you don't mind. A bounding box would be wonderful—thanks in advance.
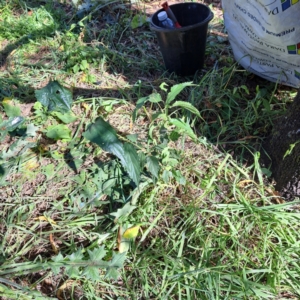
[281,0,299,12]
[287,43,300,54]
[294,70,300,79]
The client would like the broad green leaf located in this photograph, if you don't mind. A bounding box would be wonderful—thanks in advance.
[169,118,197,141]
[43,164,55,179]
[173,170,186,185]
[51,111,77,124]
[126,133,138,143]
[80,59,89,70]
[162,169,172,183]
[123,225,140,239]
[35,80,73,113]
[110,202,137,220]
[123,142,141,185]
[106,252,126,280]
[84,118,140,184]
[146,156,160,179]
[149,93,162,103]
[2,100,21,117]
[166,82,194,106]
[46,124,72,141]
[83,117,125,165]
[73,64,80,73]
[169,130,180,141]
[170,101,201,117]
[131,14,147,29]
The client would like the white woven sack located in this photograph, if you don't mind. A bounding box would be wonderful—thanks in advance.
[222,0,300,87]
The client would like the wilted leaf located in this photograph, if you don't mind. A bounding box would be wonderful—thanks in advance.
[123,225,140,239]
[26,123,39,137]
[49,233,59,254]
[1,138,36,159]
[0,116,25,132]
[35,80,73,113]
[46,124,72,141]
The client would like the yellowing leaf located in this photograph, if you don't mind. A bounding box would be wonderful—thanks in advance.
[82,103,90,112]
[123,225,140,239]
[2,97,13,104]
[80,73,86,82]
[35,216,57,225]
[24,158,40,170]
[237,180,255,188]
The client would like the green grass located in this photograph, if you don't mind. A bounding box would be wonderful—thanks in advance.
[0,0,300,299]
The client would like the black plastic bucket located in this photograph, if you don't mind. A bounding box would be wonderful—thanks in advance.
[150,3,214,76]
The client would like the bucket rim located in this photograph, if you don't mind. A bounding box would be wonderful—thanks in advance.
[150,2,214,32]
